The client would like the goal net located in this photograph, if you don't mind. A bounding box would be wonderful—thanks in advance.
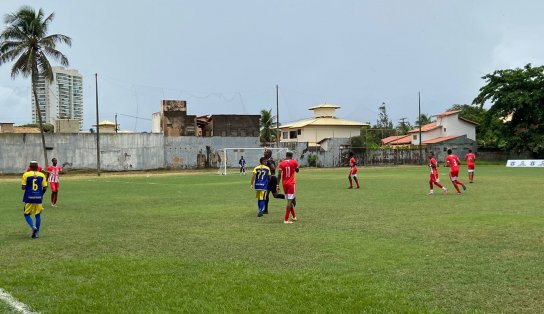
[218,147,289,175]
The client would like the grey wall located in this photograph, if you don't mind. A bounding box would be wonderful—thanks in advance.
[0,133,482,174]
[0,133,259,174]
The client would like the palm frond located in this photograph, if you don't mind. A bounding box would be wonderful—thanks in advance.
[42,46,69,66]
[42,34,72,47]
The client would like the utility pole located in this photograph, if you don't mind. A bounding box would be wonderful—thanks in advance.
[418,92,422,164]
[276,84,280,147]
[95,73,101,176]
[115,114,118,133]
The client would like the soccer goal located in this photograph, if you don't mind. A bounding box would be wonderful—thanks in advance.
[218,147,289,175]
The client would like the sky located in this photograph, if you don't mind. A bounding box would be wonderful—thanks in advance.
[1,0,543,132]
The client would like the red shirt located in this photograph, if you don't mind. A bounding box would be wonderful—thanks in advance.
[465,153,476,166]
[278,159,299,186]
[429,157,439,174]
[445,155,460,172]
[47,165,63,183]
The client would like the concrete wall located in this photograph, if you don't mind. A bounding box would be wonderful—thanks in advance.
[0,133,260,174]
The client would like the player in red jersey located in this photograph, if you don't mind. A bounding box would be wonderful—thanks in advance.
[347,152,360,189]
[465,149,476,183]
[46,158,63,206]
[427,152,447,195]
[277,151,299,224]
[445,149,467,194]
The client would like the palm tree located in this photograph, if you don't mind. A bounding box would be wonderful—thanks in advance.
[415,113,433,127]
[259,109,277,145]
[0,6,71,167]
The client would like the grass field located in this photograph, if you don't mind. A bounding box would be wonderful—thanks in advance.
[1,165,543,313]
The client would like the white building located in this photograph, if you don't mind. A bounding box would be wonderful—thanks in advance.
[408,110,477,145]
[279,104,367,144]
[32,67,83,129]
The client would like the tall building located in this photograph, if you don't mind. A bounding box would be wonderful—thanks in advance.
[31,67,83,129]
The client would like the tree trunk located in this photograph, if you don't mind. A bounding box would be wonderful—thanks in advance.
[31,71,49,168]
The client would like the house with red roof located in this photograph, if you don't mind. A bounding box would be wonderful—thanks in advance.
[407,110,477,146]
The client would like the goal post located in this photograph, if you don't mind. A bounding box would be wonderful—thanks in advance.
[218,147,289,175]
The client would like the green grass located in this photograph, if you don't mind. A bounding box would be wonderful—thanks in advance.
[1,166,543,313]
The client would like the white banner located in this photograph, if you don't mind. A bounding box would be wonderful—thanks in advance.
[506,160,544,167]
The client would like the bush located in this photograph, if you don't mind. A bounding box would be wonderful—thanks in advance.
[308,154,318,167]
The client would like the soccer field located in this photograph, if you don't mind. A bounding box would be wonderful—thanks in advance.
[1,166,543,313]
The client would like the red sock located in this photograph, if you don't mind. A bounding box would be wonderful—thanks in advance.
[453,182,461,193]
[284,208,290,221]
[355,178,360,188]
[429,181,433,189]
[290,208,296,219]
[348,177,353,187]
[434,182,444,189]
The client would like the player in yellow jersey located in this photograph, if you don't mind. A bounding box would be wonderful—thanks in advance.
[250,157,271,217]
[22,161,48,238]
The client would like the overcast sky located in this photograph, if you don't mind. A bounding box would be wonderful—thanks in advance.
[1,0,543,131]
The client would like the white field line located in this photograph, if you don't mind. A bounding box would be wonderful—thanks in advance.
[0,288,39,314]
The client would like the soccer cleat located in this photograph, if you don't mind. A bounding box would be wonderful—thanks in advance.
[284,220,293,224]
[457,192,462,195]
[258,212,263,217]
[263,210,268,214]
[347,186,353,189]
[443,188,448,194]
[356,186,360,189]
[291,217,298,221]
[462,184,467,191]
[31,228,38,238]
[427,191,434,195]
[51,204,57,207]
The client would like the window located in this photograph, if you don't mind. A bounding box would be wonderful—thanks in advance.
[283,132,289,139]
[443,128,447,132]
[413,135,417,140]
[289,131,298,139]
[297,129,302,135]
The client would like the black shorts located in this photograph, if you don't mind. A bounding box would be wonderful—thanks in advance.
[267,175,278,193]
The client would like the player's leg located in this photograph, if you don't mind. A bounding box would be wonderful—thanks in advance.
[428,178,434,195]
[264,190,270,214]
[348,174,353,188]
[450,173,461,193]
[352,174,360,188]
[23,204,38,238]
[283,185,295,224]
[257,191,265,217]
[456,175,466,190]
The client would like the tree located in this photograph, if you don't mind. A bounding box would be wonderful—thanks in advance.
[447,104,506,149]
[473,64,544,157]
[414,113,432,127]
[376,102,393,129]
[259,109,277,145]
[395,118,412,135]
[0,6,71,167]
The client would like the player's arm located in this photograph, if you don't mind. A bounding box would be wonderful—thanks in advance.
[250,173,256,190]
[277,167,282,183]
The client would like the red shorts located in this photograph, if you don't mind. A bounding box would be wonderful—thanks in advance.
[282,184,295,196]
[349,167,358,176]
[50,182,60,192]
[449,170,459,179]
[430,173,439,182]
[467,164,475,170]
